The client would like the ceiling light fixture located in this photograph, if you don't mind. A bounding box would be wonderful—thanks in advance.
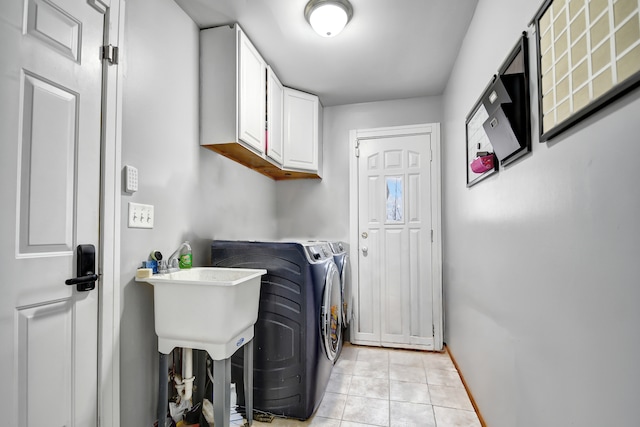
[304,0,354,38]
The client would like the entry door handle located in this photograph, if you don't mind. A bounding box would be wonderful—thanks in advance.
[65,244,98,292]
[65,274,98,286]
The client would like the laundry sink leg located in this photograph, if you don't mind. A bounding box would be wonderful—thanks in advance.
[213,358,231,427]
[158,352,169,427]
[193,350,207,406]
[244,339,254,425]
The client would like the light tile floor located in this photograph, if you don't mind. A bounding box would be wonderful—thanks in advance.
[234,343,481,427]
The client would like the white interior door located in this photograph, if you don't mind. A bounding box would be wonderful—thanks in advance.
[0,0,105,425]
[351,124,442,351]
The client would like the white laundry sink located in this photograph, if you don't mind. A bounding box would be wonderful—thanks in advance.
[138,267,266,360]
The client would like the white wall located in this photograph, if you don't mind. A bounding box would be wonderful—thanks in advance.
[119,0,277,424]
[276,96,442,240]
[442,1,640,426]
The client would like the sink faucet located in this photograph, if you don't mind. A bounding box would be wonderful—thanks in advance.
[167,241,192,271]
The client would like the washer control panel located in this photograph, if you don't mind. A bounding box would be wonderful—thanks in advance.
[304,243,332,263]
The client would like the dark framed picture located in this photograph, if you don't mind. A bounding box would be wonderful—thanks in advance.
[466,34,531,187]
[466,83,499,187]
[532,0,640,142]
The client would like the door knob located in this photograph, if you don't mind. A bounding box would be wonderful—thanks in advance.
[361,246,368,255]
[65,244,98,292]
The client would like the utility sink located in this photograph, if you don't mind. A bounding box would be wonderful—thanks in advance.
[138,267,266,360]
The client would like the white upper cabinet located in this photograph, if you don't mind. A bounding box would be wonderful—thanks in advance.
[238,28,266,152]
[200,24,321,180]
[266,66,284,164]
[283,88,322,173]
[200,24,265,154]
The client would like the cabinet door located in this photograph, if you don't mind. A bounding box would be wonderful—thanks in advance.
[283,88,319,172]
[237,28,266,153]
[267,66,284,164]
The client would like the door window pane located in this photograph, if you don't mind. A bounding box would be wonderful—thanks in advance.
[386,176,403,222]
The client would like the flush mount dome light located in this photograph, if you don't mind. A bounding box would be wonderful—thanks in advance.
[304,0,353,38]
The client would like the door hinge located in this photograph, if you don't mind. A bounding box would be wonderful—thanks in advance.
[355,139,360,157]
[432,324,435,336]
[101,44,119,65]
[431,229,434,242]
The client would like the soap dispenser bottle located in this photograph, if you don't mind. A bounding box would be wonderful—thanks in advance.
[179,241,192,269]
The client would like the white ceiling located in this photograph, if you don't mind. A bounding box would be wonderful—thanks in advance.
[174,0,478,107]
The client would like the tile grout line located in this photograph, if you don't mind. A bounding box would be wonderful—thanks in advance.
[343,347,355,422]
[387,348,391,427]
[427,367,434,427]
[424,356,438,427]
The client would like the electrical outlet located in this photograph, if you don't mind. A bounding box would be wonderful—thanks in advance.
[128,202,154,228]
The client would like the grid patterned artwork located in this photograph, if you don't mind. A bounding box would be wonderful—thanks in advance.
[535,0,640,140]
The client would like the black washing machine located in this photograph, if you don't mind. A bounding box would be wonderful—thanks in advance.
[210,240,342,420]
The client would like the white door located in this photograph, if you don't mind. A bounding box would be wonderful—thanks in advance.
[283,88,319,172]
[351,124,442,351]
[0,0,105,425]
[266,66,284,164]
[237,27,266,153]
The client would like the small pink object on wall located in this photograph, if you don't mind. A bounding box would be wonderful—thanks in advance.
[470,154,495,174]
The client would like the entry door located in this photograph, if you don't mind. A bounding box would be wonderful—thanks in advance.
[352,125,442,351]
[0,0,105,425]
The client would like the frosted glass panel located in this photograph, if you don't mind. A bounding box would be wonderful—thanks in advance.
[386,176,403,223]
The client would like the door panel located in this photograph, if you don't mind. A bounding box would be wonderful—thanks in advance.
[17,300,73,427]
[382,228,403,339]
[283,88,319,171]
[355,133,434,350]
[357,228,379,340]
[26,0,82,62]
[367,175,381,223]
[408,173,421,221]
[238,29,266,152]
[0,0,105,425]
[267,66,284,163]
[18,72,77,254]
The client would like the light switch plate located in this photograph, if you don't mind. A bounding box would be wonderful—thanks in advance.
[124,165,138,193]
[128,202,154,228]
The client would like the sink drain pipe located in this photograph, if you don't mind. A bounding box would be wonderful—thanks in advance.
[173,348,195,402]
[182,348,195,401]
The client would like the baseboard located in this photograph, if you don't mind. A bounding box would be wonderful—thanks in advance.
[445,344,487,427]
